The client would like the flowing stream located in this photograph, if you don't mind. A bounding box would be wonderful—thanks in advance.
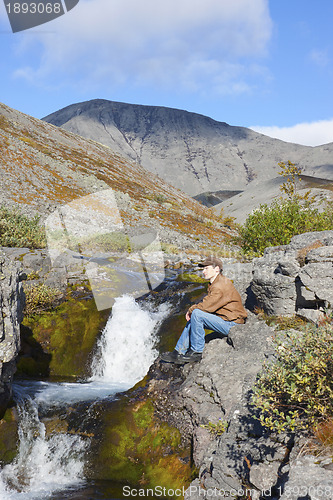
[0,295,170,499]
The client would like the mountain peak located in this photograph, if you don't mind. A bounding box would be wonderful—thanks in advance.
[43,99,333,197]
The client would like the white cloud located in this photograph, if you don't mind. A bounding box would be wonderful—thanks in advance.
[250,119,333,147]
[12,0,273,95]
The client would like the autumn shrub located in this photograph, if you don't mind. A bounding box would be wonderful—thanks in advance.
[0,206,46,249]
[252,321,333,433]
[238,198,333,256]
[311,419,333,456]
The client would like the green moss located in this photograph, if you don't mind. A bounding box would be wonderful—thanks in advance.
[156,286,207,353]
[176,272,206,283]
[24,283,63,315]
[92,397,192,492]
[21,298,109,378]
[133,399,154,429]
[0,408,19,464]
[16,357,42,378]
[16,324,51,378]
[145,456,190,496]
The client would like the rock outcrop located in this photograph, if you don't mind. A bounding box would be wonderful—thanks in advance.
[149,314,288,499]
[251,230,333,322]
[145,233,333,498]
[0,251,25,417]
[147,314,333,500]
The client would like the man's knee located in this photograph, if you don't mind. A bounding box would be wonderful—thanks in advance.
[191,308,203,321]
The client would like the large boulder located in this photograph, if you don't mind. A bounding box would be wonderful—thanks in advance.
[251,230,333,321]
[279,453,333,500]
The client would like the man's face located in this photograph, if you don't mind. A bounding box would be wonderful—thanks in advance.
[202,265,219,281]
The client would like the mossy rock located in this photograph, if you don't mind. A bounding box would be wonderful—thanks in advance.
[20,298,110,378]
[176,272,206,283]
[0,407,19,465]
[156,313,187,353]
[89,397,192,494]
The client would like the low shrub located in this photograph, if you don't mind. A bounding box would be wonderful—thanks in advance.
[0,206,46,249]
[24,283,63,315]
[82,231,132,253]
[252,321,333,433]
[237,198,333,256]
[310,418,333,456]
[200,419,228,436]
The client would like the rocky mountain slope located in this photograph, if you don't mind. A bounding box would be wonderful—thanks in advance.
[43,99,333,198]
[0,101,232,255]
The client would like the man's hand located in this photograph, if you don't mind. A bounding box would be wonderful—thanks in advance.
[186,311,191,322]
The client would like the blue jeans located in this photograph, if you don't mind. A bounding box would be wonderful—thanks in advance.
[175,308,235,354]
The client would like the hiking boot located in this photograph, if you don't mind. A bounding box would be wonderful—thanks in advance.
[160,349,181,363]
[175,349,202,364]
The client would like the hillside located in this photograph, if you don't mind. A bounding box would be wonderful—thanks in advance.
[0,102,232,255]
[215,174,333,223]
[43,99,333,199]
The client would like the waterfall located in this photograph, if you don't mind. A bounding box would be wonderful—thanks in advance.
[90,294,170,387]
[0,388,88,499]
[0,295,170,498]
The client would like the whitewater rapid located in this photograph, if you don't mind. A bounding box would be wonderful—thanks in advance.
[0,295,170,499]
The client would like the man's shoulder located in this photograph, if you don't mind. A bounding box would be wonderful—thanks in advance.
[211,274,232,288]
[212,274,239,292]
[215,274,232,284]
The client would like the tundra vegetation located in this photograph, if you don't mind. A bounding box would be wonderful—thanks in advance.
[252,316,333,435]
[0,206,46,249]
[23,283,63,315]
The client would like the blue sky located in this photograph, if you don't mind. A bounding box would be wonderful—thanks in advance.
[0,0,332,146]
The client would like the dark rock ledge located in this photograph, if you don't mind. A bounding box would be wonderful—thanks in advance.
[147,315,281,499]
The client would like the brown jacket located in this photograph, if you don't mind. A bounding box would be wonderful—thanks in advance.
[188,274,247,324]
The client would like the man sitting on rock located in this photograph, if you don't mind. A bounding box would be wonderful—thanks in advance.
[161,257,247,364]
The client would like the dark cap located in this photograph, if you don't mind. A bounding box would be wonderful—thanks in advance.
[198,256,223,270]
